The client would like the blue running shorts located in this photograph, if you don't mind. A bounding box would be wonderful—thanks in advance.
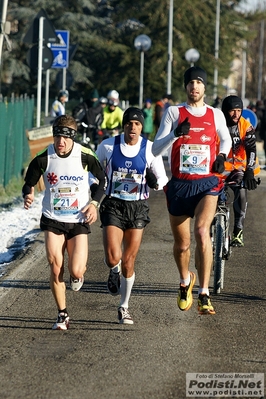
[164,175,223,218]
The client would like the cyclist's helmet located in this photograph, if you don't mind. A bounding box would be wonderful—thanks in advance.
[221,95,243,126]
[107,90,119,101]
[59,89,69,99]
[99,96,108,105]
[108,98,119,107]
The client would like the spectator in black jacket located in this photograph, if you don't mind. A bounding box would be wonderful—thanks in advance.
[72,89,103,149]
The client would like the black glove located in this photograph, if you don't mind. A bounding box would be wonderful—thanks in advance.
[243,169,257,190]
[90,183,98,198]
[174,117,190,137]
[145,168,158,189]
[212,155,225,174]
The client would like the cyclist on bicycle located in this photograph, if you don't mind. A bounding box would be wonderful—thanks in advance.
[221,95,260,247]
[72,88,103,149]
[107,89,120,104]
[101,96,124,139]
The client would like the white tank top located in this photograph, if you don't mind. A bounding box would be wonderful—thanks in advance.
[42,143,89,223]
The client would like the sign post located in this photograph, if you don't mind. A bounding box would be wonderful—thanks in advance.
[23,9,58,127]
[242,109,258,128]
[36,16,44,128]
[51,30,69,90]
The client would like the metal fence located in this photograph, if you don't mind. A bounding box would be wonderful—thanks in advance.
[0,94,34,188]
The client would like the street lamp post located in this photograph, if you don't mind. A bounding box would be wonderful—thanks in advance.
[257,20,264,100]
[213,0,220,99]
[167,0,173,95]
[134,34,151,108]
[233,21,248,100]
[185,48,200,67]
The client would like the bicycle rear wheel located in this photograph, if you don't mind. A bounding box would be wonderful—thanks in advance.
[213,214,226,294]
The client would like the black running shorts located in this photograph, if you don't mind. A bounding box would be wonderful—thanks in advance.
[100,197,150,230]
[40,214,91,239]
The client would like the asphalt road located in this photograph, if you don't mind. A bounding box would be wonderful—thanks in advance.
[0,169,265,399]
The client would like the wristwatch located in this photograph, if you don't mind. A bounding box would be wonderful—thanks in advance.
[90,200,100,210]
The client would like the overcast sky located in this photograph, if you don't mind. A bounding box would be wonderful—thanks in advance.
[239,0,265,12]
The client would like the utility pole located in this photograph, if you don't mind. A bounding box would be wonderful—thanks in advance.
[167,0,173,95]
[257,20,264,101]
[213,0,220,99]
[0,0,11,93]
[0,0,9,67]
[36,16,44,127]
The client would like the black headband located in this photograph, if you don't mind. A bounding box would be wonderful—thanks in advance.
[53,126,76,139]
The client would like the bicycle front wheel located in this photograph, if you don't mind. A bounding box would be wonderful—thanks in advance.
[213,214,226,294]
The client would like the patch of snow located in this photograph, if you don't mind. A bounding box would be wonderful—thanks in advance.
[0,194,43,273]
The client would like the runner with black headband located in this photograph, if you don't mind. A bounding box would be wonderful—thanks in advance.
[22,115,106,330]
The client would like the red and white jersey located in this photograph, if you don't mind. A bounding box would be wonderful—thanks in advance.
[171,106,217,180]
[152,102,232,181]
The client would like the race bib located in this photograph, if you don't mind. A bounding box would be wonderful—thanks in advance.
[50,187,80,216]
[111,171,142,200]
[180,144,210,174]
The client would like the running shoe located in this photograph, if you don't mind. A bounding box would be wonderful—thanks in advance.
[177,271,196,311]
[230,230,244,247]
[52,312,70,330]
[70,275,84,291]
[118,306,134,325]
[107,269,120,296]
[198,294,216,315]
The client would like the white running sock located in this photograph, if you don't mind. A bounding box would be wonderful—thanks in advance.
[120,273,135,309]
[104,259,121,274]
[198,288,209,296]
[180,273,191,286]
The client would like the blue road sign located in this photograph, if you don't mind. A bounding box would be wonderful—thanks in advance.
[242,109,258,128]
[51,30,69,69]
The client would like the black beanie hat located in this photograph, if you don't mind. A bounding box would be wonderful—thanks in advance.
[122,107,144,128]
[221,95,243,127]
[184,66,207,88]
[221,95,243,113]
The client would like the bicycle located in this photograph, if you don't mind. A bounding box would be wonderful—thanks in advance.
[74,121,97,151]
[211,177,260,294]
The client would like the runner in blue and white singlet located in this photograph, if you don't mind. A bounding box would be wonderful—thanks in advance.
[95,107,168,325]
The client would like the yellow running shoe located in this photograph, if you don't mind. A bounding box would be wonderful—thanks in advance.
[177,271,196,311]
[198,294,216,315]
[230,230,244,247]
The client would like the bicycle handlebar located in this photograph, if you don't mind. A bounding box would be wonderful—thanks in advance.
[223,177,261,189]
